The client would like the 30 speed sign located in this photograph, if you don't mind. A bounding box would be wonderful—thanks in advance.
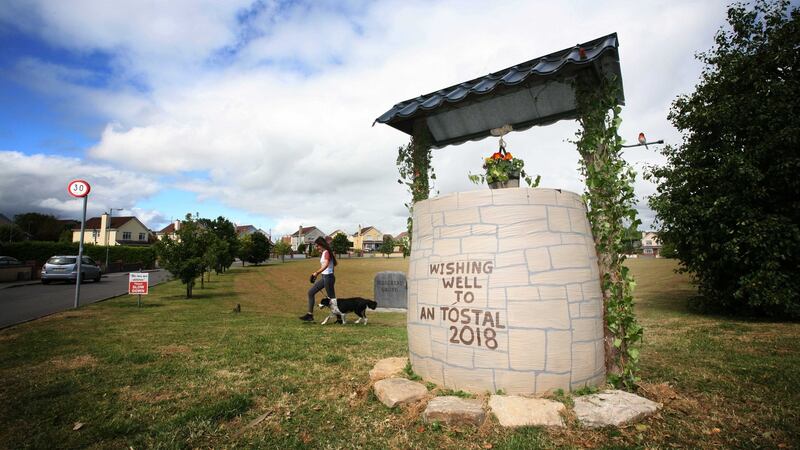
[67,179,91,198]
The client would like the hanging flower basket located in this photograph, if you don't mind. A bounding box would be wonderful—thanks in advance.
[489,177,520,189]
[468,141,540,189]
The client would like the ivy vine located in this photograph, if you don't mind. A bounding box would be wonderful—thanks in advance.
[574,74,643,390]
[397,124,436,241]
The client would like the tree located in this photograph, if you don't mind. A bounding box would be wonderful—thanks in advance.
[197,216,239,273]
[238,235,254,266]
[379,235,395,258]
[622,226,642,255]
[0,224,26,243]
[154,214,206,298]
[273,240,292,262]
[247,232,271,265]
[297,243,307,255]
[398,235,410,258]
[331,233,350,256]
[14,212,64,241]
[648,0,800,317]
[202,236,229,283]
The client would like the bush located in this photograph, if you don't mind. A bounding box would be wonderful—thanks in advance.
[648,0,800,318]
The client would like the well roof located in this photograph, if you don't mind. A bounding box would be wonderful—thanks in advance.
[375,33,623,148]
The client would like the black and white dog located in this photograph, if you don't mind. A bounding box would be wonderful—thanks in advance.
[318,297,378,325]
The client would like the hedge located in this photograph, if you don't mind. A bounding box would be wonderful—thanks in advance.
[0,241,156,270]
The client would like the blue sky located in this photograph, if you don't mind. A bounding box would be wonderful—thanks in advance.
[0,0,739,236]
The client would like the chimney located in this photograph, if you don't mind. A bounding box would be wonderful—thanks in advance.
[100,213,109,245]
[174,219,181,231]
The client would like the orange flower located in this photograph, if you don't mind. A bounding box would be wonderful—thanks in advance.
[491,152,503,160]
[504,152,513,160]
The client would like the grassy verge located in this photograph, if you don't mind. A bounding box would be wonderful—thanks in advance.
[0,258,797,449]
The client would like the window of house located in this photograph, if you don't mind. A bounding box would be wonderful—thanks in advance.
[138,233,145,241]
[123,232,131,240]
[644,248,653,254]
[646,240,652,245]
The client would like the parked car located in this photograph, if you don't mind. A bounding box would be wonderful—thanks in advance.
[0,256,22,266]
[41,256,102,284]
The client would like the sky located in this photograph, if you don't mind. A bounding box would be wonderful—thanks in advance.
[0,0,736,238]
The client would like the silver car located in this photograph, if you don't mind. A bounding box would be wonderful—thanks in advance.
[41,255,102,284]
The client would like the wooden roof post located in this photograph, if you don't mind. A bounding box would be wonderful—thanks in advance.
[411,118,433,203]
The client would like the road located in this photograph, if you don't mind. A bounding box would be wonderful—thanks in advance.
[0,270,171,329]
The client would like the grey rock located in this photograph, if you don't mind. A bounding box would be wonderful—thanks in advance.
[423,396,486,426]
[374,271,407,308]
[488,395,565,427]
[373,378,428,408]
[573,389,662,428]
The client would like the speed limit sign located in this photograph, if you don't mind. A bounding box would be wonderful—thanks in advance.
[68,178,92,309]
[67,179,91,198]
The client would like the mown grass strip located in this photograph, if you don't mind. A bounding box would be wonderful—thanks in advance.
[0,258,797,449]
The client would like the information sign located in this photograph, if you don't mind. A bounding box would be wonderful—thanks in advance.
[129,272,149,295]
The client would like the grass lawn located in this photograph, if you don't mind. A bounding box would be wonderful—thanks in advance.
[0,257,797,449]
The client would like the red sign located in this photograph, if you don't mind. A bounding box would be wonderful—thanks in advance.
[67,179,91,198]
[129,281,148,294]
[128,272,149,295]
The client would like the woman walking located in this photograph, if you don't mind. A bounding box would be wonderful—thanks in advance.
[299,236,337,322]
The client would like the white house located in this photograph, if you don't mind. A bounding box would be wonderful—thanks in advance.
[73,213,152,246]
[290,226,326,251]
[641,231,662,257]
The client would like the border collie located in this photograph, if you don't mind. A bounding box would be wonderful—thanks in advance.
[318,297,378,325]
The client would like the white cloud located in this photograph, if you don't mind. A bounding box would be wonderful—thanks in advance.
[0,151,162,226]
[1,0,732,235]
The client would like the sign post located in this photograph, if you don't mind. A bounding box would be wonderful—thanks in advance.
[68,179,91,309]
[129,272,149,307]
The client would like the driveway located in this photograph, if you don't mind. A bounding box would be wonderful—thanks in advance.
[0,269,171,329]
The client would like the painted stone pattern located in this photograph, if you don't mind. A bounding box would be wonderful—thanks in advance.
[374,271,408,308]
[407,188,605,395]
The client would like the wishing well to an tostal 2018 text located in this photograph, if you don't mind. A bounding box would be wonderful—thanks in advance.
[418,260,504,350]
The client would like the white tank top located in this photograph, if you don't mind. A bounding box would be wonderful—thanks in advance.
[320,250,334,275]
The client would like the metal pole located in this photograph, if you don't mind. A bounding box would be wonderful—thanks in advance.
[74,195,88,309]
[105,209,112,271]
[621,139,664,148]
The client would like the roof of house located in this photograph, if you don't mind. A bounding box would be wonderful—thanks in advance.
[158,222,177,234]
[58,219,79,227]
[353,226,381,236]
[395,231,409,240]
[375,33,623,148]
[291,226,322,237]
[236,225,258,234]
[74,216,136,231]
